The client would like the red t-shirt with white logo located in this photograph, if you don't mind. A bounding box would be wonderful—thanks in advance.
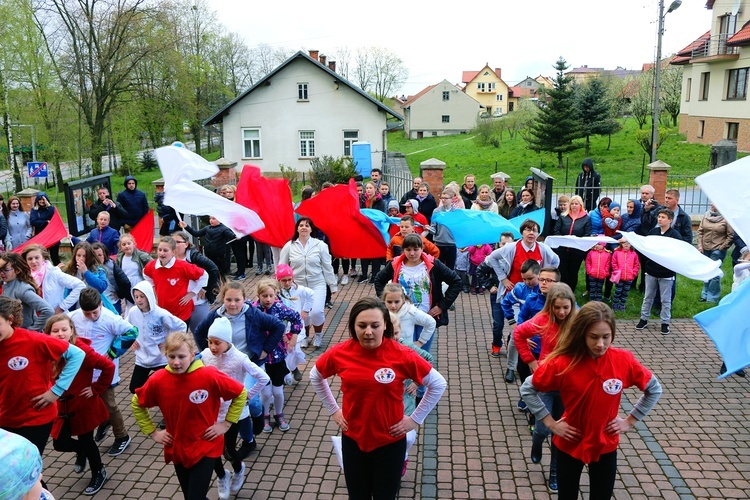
[0,328,69,428]
[531,347,652,464]
[144,259,205,321]
[316,338,432,452]
[135,362,245,468]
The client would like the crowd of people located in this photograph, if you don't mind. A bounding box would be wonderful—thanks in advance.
[2,160,746,500]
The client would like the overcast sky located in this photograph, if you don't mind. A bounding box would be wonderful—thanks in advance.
[213,0,714,96]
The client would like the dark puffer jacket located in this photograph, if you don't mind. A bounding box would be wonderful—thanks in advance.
[116,176,149,226]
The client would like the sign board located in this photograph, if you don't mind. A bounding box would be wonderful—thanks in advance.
[64,174,112,236]
[27,162,48,178]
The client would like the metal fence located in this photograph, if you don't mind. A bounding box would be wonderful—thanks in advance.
[383,152,413,201]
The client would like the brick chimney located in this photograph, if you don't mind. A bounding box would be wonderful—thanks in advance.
[309,50,319,61]
[495,68,501,79]
[319,54,327,66]
[328,60,336,72]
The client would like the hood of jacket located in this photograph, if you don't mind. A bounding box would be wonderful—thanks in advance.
[580,158,597,174]
[124,175,138,189]
[626,198,642,219]
[34,191,50,206]
[132,280,159,313]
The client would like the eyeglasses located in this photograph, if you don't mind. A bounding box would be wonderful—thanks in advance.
[0,268,14,274]
[538,278,558,283]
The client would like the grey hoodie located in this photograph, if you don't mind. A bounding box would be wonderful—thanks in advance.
[1,279,54,331]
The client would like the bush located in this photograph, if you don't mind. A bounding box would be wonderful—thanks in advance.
[473,117,504,146]
[141,150,158,171]
[307,156,358,190]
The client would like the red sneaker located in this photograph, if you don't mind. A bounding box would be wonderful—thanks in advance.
[491,345,501,357]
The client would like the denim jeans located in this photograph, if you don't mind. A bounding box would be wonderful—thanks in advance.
[490,292,504,348]
[702,249,726,302]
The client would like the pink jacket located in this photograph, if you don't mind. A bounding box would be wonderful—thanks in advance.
[610,247,640,283]
[468,244,493,266]
[585,247,611,280]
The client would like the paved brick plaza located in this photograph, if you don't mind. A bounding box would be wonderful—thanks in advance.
[42,274,750,499]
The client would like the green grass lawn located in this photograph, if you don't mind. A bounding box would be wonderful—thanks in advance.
[387,118,726,188]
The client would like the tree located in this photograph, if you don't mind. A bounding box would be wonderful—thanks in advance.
[34,0,155,175]
[353,47,372,92]
[630,71,653,129]
[369,47,408,102]
[575,78,612,156]
[503,98,539,140]
[525,57,582,169]
[661,65,683,127]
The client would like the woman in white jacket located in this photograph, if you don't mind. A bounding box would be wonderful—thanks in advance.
[23,244,85,313]
[278,217,337,348]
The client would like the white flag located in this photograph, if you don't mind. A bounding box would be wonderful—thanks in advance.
[621,231,723,281]
[695,156,750,246]
[544,235,619,252]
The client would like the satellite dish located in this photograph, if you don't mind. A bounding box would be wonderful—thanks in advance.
[732,0,741,16]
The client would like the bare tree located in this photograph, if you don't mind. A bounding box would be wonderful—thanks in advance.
[251,43,280,79]
[33,0,155,175]
[332,46,351,79]
[353,47,372,92]
[370,47,408,102]
[212,32,254,97]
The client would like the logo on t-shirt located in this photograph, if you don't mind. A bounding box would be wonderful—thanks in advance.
[168,278,180,286]
[7,356,29,371]
[188,389,209,404]
[374,367,396,384]
[602,378,623,395]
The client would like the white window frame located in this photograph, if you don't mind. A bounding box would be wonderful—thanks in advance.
[343,130,359,156]
[488,82,496,92]
[477,82,486,92]
[299,130,315,158]
[298,82,309,101]
[242,128,261,158]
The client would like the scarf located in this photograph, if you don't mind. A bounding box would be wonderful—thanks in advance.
[704,210,724,224]
[364,192,382,209]
[474,198,494,210]
[416,194,426,202]
[451,196,464,210]
[31,267,46,290]
[518,201,531,209]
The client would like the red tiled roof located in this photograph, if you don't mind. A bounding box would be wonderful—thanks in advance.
[402,84,437,106]
[675,31,710,56]
[462,71,479,83]
[508,85,536,98]
[728,21,750,46]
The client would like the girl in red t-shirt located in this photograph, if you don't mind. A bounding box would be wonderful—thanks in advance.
[520,302,662,500]
[46,314,114,496]
[310,297,447,499]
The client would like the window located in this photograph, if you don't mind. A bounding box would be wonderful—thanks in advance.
[442,91,450,101]
[299,131,315,157]
[698,120,705,138]
[699,72,710,100]
[686,78,691,102]
[242,129,261,158]
[343,130,358,156]
[477,82,486,92]
[297,83,308,100]
[496,94,503,101]
[488,82,496,92]
[441,115,450,123]
[727,68,749,100]
[727,122,739,141]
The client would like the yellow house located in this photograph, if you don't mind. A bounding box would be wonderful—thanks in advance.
[461,64,518,115]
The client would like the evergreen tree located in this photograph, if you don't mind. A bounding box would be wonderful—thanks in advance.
[576,78,614,156]
[526,57,582,168]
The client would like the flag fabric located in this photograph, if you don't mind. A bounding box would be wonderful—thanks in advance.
[130,209,155,253]
[235,165,295,248]
[154,143,265,237]
[695,155,750,246]
[694,280,750,378]
[545,235,619,252]
[361,209,394,246]
[619,231,723,281]
[431,209,521,247]
[12,209,67,254]
[295,180,387,259]
[509,207,547,235]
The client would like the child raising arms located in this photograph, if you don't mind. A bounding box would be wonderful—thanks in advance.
[520,302,662,499]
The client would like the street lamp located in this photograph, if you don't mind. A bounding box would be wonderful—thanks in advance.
[651,0,682,163]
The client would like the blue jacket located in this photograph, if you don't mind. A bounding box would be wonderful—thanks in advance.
[620,199,642,234]
[516,291,545,358]
[589,208,604,235]
[194,302,285,364]
[73,226,120,255]
[501,283,540,319]
[116,176,149,226]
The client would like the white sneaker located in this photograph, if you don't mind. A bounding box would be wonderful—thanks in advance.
[313,332,323,347]
[284,373,294,385]
[299,335,308,348]
[230,463,246,494]
[217,469,231,500]
[341,275,349,285]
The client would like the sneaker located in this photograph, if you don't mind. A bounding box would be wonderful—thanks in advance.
[107,435,131,457]
[83,468,107,495]
[94,421,110,444]
[237,439,256,460]
[349,268,358,277]
[548,471,558,493]
[255,267,263,275]
[262,415,272,433]
[504,369,515,383]
[463,288,470,293]
[299,336,309,348]
[635,319,648,330]
[357,275,369,284]
[340,275,349,285]
[470,287,476,294]
[274,413,290,432]
[217,469,231,500]
[313,332,323,347]
[265,266,273,275]
[490,345,501,358]
[235,274,246,281]
[230,462,246,494]
[478,288,485,295]
[401,459,408,477]
[528,414,535,434]
[292,368,303,381]
[517,399,528,412]
[284,373,294,385]
[74,452,87,473]
[325,301,333,309]
[661,323,671,335]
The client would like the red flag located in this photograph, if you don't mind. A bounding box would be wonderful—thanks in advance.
[12,209,68,254]
[235,165,295,247]
[295,179,386,259]
[130,209,155,253]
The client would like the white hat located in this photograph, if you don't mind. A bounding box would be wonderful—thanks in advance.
[491,172,510,180]
[404,199,419,212]
[208,317,232,344]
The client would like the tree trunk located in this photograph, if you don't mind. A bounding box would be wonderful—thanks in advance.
[584,135,590,156]
[557,151,564,169]
[191,123,202,155]
[607,134,612,151]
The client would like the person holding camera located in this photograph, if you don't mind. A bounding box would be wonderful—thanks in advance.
[637,185,663,292]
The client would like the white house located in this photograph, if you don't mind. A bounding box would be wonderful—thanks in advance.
[402,80,483,139]
[204,50,403,173]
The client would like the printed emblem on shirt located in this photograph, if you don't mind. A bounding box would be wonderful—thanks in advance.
[8,356,29,371]
[168,278,180,286]
[602,378,623,395]
[189,389,209,404]
[374,367,396,384]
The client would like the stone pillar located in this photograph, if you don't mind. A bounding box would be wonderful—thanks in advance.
[646,160,672,205]
[419,158,446,199]
[212,158,237,188]
[710,139,737,169]
[16,187,41,212]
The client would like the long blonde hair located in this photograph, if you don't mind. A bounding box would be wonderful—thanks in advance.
[546,302,615,374]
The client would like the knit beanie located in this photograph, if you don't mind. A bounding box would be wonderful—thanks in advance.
[275,264,294,280]
[609,201,621,211]
[388,200,400,211]
[207,317,233,345]
[0,429,43,500]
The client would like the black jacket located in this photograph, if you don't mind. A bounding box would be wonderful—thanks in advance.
[116,176,150,226]
[643,226,682,278]
[186,247,220,303]
[399,188,419,207]
[575,160,601,212]
[459,186,477,210]
[671,206,693,244]
[417,194,438,223]
[88,197,128,231]
[185,222,236,257]
[554,213,592,257]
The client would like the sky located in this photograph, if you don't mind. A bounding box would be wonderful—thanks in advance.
[213,0,714,96]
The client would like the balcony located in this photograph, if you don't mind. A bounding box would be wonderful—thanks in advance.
[691,34,740,63]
